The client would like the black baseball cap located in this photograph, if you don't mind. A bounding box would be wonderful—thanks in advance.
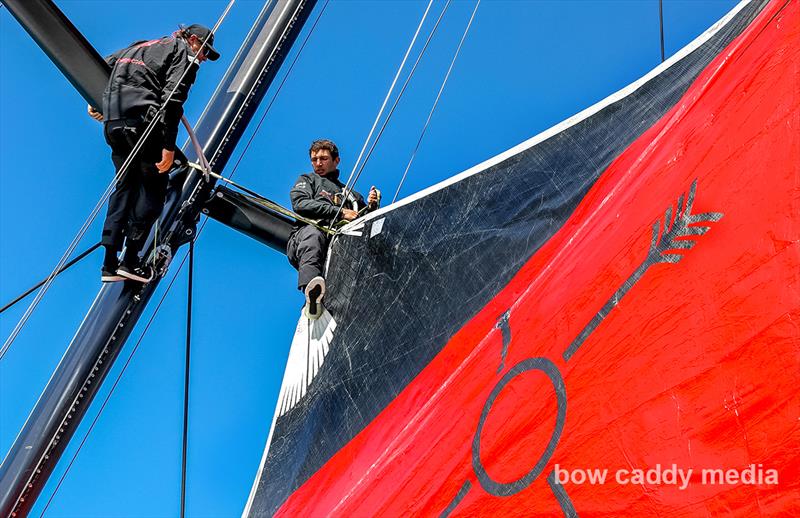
[181,24,220,61]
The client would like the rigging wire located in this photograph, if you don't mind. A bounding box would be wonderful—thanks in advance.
[393,0,481,203]
[225,0,330,181]
[336,0,452,216]
[0,243,100,315]
[659,0,666,63]
[0,0,237,361]
[180,241,194,518]
[332,0,436,224]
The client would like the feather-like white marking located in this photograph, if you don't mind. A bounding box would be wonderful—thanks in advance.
[275,308,337,417]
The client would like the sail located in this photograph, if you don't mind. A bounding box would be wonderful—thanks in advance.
[245,0,799,515]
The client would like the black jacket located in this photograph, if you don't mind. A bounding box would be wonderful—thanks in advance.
[102,35,199,151]
[290,169,374,227]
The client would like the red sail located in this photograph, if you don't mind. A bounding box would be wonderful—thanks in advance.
[248,1,799,515]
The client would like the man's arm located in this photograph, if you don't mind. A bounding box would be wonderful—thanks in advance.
[160,40,198,152]
[156,40,199,172]
[87,47,129,121]
[349,186,380,217]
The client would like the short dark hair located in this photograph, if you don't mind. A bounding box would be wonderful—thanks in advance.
[309,139,339,160]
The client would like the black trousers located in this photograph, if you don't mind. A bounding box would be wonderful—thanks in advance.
[101,119,167,258]
[286,225,329,291]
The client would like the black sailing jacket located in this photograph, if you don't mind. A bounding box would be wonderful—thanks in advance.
[102,34,199,151]
[290,169,375,228]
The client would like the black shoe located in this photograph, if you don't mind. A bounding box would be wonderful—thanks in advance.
[101,268,125,282]
[117,264,154,283]
[304,276,326,320]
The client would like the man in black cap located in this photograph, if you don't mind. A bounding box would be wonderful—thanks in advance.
[88,24,220,283]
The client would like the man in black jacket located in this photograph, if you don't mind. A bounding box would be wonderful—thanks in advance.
[88,24,220,283]
[288,139,380,319]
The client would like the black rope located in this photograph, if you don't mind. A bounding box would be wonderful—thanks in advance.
[0,242,100,316]
[40,247,194,516]
[659,0,665,62]
[180,240,194,518]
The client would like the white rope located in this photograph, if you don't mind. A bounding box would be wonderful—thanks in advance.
[340,0,454,211]
[393,0,481,203]
[0,0,236,361]
[182,115,211,182]
[332,0,435,223]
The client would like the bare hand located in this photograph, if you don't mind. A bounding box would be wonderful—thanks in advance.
[156,149,175,173]
[87,105,103,122]
[341,208,359,221]
[367,186,381,208]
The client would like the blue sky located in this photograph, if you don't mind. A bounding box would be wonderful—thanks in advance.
[1,0,738,516]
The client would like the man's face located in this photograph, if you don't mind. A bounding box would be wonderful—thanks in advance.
[310,149,339,177]
[188,35,208,63]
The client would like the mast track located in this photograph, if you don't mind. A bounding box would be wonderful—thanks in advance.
[10,297,141,517]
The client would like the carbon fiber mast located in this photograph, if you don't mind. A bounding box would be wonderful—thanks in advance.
[0,0,315,515]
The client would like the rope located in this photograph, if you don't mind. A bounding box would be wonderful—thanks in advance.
[332,0,436,224]
[659,0,665,62]
[183,115,212,182]
[338,0,452,216]
[180,241,194,518]
[0,243,100,315]
[393,0,481,203]
[0,0,237,361]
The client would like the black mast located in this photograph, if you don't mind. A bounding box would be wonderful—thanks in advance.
[0,0,315,515]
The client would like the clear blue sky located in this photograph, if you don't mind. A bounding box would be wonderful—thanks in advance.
[1,1,738,516]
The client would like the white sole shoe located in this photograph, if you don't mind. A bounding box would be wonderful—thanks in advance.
[304,276,326,320]
[101,270,125,282]
[117,264,154,283]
